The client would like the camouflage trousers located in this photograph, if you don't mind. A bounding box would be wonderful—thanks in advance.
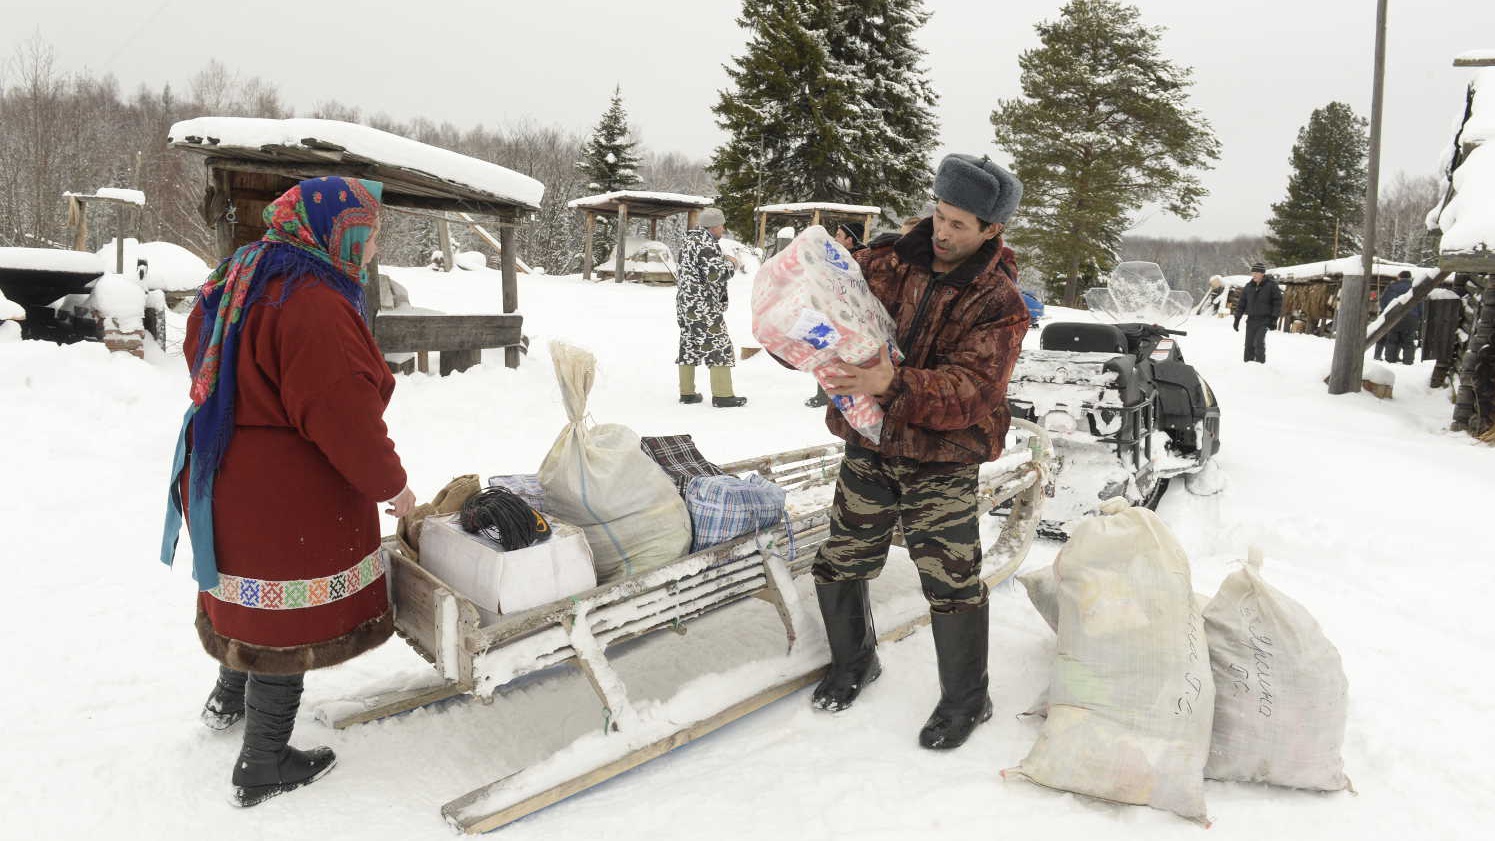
[813,446,985,613]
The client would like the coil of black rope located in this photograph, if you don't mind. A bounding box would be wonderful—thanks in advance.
[459,487,552,551]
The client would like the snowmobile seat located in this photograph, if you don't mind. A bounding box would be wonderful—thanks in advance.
[1040,322,1128,354]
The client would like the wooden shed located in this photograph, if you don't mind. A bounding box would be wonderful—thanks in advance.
[567,191,714,282]
[1237,256,1438,336]
[753,202,881,250]
[1428,56,1495,437]
[168,117,544,373]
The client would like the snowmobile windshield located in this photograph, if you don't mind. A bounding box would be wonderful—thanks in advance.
[1082,261,1194,327]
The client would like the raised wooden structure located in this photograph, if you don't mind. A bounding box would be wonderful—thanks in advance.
[753,202,881,250]
[567,191,714,282]
[1426,56,1495,435]
[168,117,542,371]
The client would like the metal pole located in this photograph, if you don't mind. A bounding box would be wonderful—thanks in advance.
[1329,0,1388,395]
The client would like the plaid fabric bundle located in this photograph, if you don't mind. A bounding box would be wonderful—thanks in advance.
[640,435,726,497]
[486,474,545,512]
[685,474,788,552]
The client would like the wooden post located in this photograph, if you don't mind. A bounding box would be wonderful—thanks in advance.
[363,259,380,330]
[1329,0,1388,395]
[207,166,236,260]
[649,218,658,240]
[72,198,88,252]
[687,209,700,230]
[757,212,768,249]
[114,204,126,274]
[582,211,596,281]
[862,214,873,244]
[615,203,628,284]
[437,217,455,272]
[500,224,520,369]
[811,209,822,230]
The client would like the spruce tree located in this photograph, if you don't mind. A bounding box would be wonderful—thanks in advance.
[710,0,863,234]
[992,0,1220,305]
[577,86,643,194]
[827,1,940,217]
[1264,102,1369,266]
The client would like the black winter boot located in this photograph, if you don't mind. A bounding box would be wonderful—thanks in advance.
[711,396,748,408]
[231,673,336,808]
[679,393,704,404]
[918,602,993,750]
[811,580,881,712]
[201,665,247,731]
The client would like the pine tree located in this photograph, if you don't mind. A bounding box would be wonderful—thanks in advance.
[576,86,643,194]
[992,0,1220,305]
[827,1,940,217]
[710,0,863,234]
[1264,102,1369,267]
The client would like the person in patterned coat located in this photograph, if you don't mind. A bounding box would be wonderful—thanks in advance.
[160,177,416,807]
[676,206,746,407]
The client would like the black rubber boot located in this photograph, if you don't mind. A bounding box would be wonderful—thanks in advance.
[918,602,993,750]
[231,673,336,808]
[201,665,247,731]
[811,580,881,712]
[712,396,748,408]
[679,393,703,404]
[805,387,829,408]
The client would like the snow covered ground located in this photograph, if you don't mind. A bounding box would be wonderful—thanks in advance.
[3,266,1492,839]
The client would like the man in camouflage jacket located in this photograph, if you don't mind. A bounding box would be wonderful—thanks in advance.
[810,154,1028,752]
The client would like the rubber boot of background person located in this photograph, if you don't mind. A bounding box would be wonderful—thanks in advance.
[918,601,993,749]
[678,365,703,404]
[202,665,247,731]
[710,365,746,408]
[232,673,336,808]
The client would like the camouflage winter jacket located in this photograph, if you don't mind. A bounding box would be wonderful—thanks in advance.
[829,218,1029,465]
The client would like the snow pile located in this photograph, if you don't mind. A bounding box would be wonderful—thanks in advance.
[94,239,210,292]
[0,288,24,321]
[90,273,147,331]
[95,187,146,206]
[455,250,489,271]
[1437,144,1495,256]
[0,246,104,274]
[169,117,545,209]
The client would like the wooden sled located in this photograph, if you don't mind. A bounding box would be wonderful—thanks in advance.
[333,421,1052,833]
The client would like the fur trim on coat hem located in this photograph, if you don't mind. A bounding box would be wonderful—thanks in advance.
[196,607,394,675]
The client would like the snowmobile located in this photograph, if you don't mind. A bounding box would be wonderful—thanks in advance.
[1004,261,1222,538]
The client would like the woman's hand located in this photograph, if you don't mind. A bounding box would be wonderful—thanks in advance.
[384,486,417,518]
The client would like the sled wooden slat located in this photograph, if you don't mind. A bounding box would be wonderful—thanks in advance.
[329,679,472,730]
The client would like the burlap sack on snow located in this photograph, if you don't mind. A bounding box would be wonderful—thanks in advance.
[1203,547,1351,791]
[1010,499,1215,824]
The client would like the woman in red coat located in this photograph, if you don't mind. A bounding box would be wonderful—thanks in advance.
[161,176,416,807]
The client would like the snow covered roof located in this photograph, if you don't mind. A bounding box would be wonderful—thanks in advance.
[1454,49,1495,66]
[1430,68,1495,270]
[1270,255,1437,282]
[0,247,106,275]
[168,117,544,213]
[755,202,882,216]
[94,239,210,292]
[64,188,146,206]
[567,190,714,216]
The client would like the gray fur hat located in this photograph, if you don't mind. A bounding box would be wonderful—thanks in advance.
[699,207,726,228]
[933,154,1022,225]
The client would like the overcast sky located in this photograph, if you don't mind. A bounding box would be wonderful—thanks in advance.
[3,0,1489,239]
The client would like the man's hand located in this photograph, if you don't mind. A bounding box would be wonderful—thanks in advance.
[384,486,417,518]
[823,345,896,398]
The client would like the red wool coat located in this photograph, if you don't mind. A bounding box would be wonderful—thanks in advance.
[184,277,406,674]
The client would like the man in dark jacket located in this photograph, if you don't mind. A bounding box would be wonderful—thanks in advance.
[808,154,1028,751]
[1234,263,1283,363]
[1379,270,1421,365]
